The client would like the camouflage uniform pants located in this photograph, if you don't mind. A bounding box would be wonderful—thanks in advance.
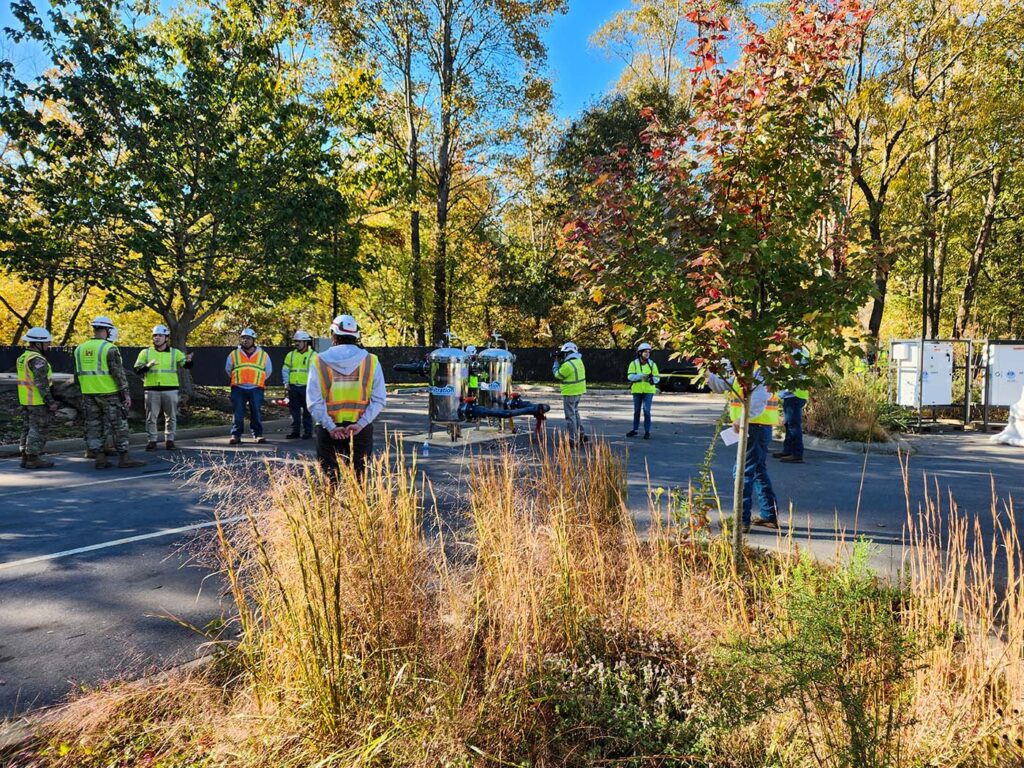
[83,394,130,453]
[20,406,52,455]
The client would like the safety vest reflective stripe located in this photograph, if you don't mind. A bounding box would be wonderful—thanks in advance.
[139,348,183,388]
[75,339,118,394]
[317,355,377,423]
[562,358,584,384]
[17,351,51,406]
[729,393,780,426]
[230,349,268,388]
[285,350,314,385]
[628,359,659,395]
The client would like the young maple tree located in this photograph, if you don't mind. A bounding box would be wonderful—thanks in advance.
[564,0,874,562]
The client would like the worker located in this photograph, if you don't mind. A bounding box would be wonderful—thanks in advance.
[134,324,193,451]
[707,362,780,532]
[17,327,59,469]
[225,328,272,445]
[626,342,660,439]
[306,314,386,478]
[283,330,315,440]
[774,349,810,464]
[74,316,147,469]
[465,345,479,399]
[553,342,587,445]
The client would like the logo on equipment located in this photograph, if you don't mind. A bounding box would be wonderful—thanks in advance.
[488,381,502,391]
[430,385,455,396]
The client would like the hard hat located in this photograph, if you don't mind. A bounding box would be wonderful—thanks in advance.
[559,342,578,354]
[329,314,360,338]
[152,324,170,336]
[240,328,257,339]
[91,315,115,330]
[22,327,53,343]
[465,344,477,354]
[108,327,119,342]
[293,330,312,341]
[637,342,653,353]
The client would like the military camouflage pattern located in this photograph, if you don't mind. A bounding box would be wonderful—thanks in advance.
[25,352,54,405]
[20,406,52,455]
[105,344,129,392]
[83,393,130,453]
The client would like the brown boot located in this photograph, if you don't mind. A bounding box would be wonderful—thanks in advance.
[104,445,118,456]
[165,440,176,450]
[118,452,147,468]
[24,454,55,469]
[84,448,96,459]
[145,441,157,451]
[95,451,111,469]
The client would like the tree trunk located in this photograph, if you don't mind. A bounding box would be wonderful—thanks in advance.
[44,275,56,332]
[953,167,1003,338]
[59,284,92,346]
[3,280,44,344]
[731,391,752,572]
[166,312,195,401]
[403,22,426,347]
[865,203,887,350]
[929,144,955,337]
[430,0,454,345]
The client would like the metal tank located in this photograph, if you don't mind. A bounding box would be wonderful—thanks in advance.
[428,345,468,424]
[477,344,515,409]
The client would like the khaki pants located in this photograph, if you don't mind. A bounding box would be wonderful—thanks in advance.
[562,395,585,441]
[145,390,179,441]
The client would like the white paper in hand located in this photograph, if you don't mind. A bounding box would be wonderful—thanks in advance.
[720,428,740,447]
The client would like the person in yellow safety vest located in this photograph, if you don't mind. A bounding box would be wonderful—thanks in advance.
[74,316,147,470]
[553,341,588,445]
[465,345,479,399]
[707,362,780,533]
[17,327,59,469]
[225,328,272,445]
[134,324,194,451]
[283,330,316,440]
[306,314,386,478]
[626,342,661,439]
[773,348,810,464]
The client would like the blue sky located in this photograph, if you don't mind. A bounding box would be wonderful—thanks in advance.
[542,0,631,120]
[1,1,630,122]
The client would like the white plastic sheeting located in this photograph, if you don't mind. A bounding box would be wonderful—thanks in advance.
[992,384,1024,447]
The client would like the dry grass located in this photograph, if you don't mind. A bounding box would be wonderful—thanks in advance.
[8,436,1024,767]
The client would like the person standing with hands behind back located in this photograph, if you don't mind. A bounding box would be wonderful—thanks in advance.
[626,342,660,439]
[225,328,272,445]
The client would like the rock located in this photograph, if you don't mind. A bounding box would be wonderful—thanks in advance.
[55,407,78,422]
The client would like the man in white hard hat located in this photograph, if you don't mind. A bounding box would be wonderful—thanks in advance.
[627,342,661,439]
[282,330,316,440]
[17,327,59,469]
[134,324,193,450]
[307,314,386,478]
[74,316,147,469]
[553,341,588,444]
[225,328,272,444]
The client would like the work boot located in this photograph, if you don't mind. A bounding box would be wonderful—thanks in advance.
[254,436,266,444]
[165,440,176,450]
[626,430,639,438]
[229,436,241,445]
[84,448,96,459]
[24,454,54,469]
[285,432,300,439]
[145,441,157,451]
[95,451,111,469]
[643,432,651,440]
[105,446,118,456]
[117,452,147,468]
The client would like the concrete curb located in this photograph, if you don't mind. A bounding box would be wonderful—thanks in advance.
[804,434,915,456]
[0,418,294,458]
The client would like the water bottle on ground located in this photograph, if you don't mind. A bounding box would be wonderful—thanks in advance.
[422,441,430,458]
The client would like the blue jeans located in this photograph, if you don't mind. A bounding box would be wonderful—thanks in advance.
[230,386,264,438]
[288,384,312,436]
[782,396,806,459]
[734,423,778,524]
[632,392,653,433]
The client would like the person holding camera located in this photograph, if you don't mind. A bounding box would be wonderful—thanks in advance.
[553,342,587,444]
[626,342,660,439]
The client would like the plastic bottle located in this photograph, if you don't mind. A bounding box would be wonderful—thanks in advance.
[421,441,430,458]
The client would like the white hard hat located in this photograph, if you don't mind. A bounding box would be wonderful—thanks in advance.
[293,330,312,341]
[465,344,477,354]
[240,328,257,339]
[108,327,119,342]
[22,327,53,343]
[559,342,578,354]
[91,315,115,330]
[152,324,170,336]
[330,314,360,338]
[637,342,653,353]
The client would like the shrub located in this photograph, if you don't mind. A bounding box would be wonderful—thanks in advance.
[804,369,909,442]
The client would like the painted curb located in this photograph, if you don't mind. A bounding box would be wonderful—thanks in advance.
[0,418,294,457]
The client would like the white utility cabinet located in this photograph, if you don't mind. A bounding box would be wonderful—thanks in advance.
[985,343,1024,407]
[892,340,954,407]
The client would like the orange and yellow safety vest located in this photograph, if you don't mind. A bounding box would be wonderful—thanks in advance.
[17,350,51,406]
[230,348,269,388]
[316,354,378,424]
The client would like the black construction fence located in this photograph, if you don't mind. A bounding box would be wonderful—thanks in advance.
[0,345,692,388]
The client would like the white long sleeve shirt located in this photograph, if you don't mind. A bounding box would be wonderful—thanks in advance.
[306,344,387,430]
[706,368,770,421]
[224,346,272,389]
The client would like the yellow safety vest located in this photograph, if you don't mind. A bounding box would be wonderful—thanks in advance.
[729,385,780,426]
[284,348,315,386]
[628,358,659,395]
[230,348,268,388]
[74,338,118,395]
[17,350,51,406]
[136,347,185,388]
[556,358,587,396]
[316,354,378,424]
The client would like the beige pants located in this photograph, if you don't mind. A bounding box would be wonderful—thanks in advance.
[145,390,179,441]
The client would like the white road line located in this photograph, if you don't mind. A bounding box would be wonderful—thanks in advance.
[0,468,172,499]
[0,515,246,572]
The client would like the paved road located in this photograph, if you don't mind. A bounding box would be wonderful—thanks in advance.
[1,390,1021,717]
